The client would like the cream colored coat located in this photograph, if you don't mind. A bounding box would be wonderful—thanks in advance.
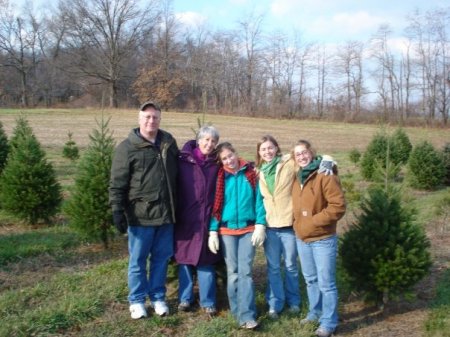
[258,154,296,228]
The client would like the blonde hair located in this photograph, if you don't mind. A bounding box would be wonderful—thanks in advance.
[292,139,316,158]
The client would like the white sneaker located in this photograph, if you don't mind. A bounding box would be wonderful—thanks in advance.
[268,309,279,319]
[241,320,259,329]
[151,300,169,316]
[129,303,148,319]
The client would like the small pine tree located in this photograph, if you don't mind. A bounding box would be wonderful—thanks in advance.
[360,131,403,181]
[407,141,445,190]
[0,121,9,174]
[62,131,80,161]
[63,116,115,248]
[9,115,33,151]
[340,185,431,306]
[360,132,389,180]
[349,148,361,164]
[0,123,62,224]
[390,128,412,164]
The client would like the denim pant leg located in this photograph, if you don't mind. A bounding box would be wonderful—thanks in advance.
[220,234,239,318]
[197,264,216,308]
[279,228,301,308]
[297,238,321,321]
[237,233,257,324]
[221,233,256,324]
[148,223,174,302]
[128,226,154,304]
[264,229,285,312]
[178,264,194,304]
[314,236,338,331]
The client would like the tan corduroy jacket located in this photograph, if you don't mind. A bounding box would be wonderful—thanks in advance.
[259,154,296,228]
[292,170,346,242]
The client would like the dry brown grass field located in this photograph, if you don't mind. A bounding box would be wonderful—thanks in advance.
[0,108,448,157]
[0,108,449,337]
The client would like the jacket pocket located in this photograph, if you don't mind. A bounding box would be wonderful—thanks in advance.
[131,194,162,221]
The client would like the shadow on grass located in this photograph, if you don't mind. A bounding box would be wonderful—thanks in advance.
[337,265,446,335]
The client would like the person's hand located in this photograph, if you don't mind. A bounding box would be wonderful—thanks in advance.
[318,155,335,175]
[251,224,266,247]
[208,231,219,254]
[112,210,128,234]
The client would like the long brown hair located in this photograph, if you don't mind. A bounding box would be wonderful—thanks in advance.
[255,135,282,167]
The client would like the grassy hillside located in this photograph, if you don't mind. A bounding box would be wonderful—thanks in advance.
[0,108,449,337]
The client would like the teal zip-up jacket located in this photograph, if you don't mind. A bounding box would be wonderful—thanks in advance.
[209,163,267,231]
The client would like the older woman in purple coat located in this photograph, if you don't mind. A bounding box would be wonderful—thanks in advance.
[174,125,222,316]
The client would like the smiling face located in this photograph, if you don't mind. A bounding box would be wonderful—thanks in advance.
[258,140,278,163]
[198,134,218,155]
[139,107,161,139]
[294,144,313,168]
[219,148,239,171]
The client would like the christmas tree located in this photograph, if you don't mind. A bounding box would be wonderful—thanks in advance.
[64,116,115,248]
[340,185,431,306]
[0,118,62,224]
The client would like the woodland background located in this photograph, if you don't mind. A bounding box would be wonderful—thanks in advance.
[0,0,449,126]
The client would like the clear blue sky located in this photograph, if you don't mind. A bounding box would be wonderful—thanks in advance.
[173,0,448,44]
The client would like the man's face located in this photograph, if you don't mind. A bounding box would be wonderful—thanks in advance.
[139,108,161,135]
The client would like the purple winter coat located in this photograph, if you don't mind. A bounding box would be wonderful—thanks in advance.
[174,140,222,266]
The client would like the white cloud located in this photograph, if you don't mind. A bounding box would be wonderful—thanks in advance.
[308,11,387,42]
[332,11,386,34]
[270,0,293,17]
[175,11,207,27]
[387,37,412,55]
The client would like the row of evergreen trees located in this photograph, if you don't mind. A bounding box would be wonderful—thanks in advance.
[340,128,449,305]
[355,128,449,189]
[0,116,116,247]
[0,119,447,307]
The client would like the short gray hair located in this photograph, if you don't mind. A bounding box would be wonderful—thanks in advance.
[197,125,220,143]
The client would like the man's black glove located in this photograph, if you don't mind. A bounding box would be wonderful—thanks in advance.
[113,210,128,234]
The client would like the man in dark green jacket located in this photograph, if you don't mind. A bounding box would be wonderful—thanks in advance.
[109,101,178,319]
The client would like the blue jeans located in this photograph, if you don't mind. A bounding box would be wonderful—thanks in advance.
[296,235,338,332]
[127,224,174,304]
[220,232,256,325]
[264,227,300,312]
[178,264,216,308]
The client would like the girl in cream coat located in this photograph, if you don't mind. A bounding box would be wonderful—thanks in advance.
[256,135,301,318]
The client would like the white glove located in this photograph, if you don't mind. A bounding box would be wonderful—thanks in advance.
[208,231,219,254]
[318,155,336,175]
[251,224,266,247]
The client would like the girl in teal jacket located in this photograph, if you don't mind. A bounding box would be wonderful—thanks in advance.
[208,142,266,330]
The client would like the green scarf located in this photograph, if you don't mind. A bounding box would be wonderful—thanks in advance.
[297,156,322,185]
[261,155,281,195]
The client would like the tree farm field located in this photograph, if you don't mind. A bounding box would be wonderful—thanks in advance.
[0,108,449,337]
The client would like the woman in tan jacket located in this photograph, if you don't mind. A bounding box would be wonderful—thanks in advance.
[256,135,301,319]
[292,139,346,337]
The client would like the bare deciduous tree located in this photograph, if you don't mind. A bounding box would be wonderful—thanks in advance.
[237,11,264,115]
[0,1,45,106]
[57,0,159,108]
[335,40,365,120]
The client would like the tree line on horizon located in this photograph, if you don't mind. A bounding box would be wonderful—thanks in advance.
[0,0,449,125]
